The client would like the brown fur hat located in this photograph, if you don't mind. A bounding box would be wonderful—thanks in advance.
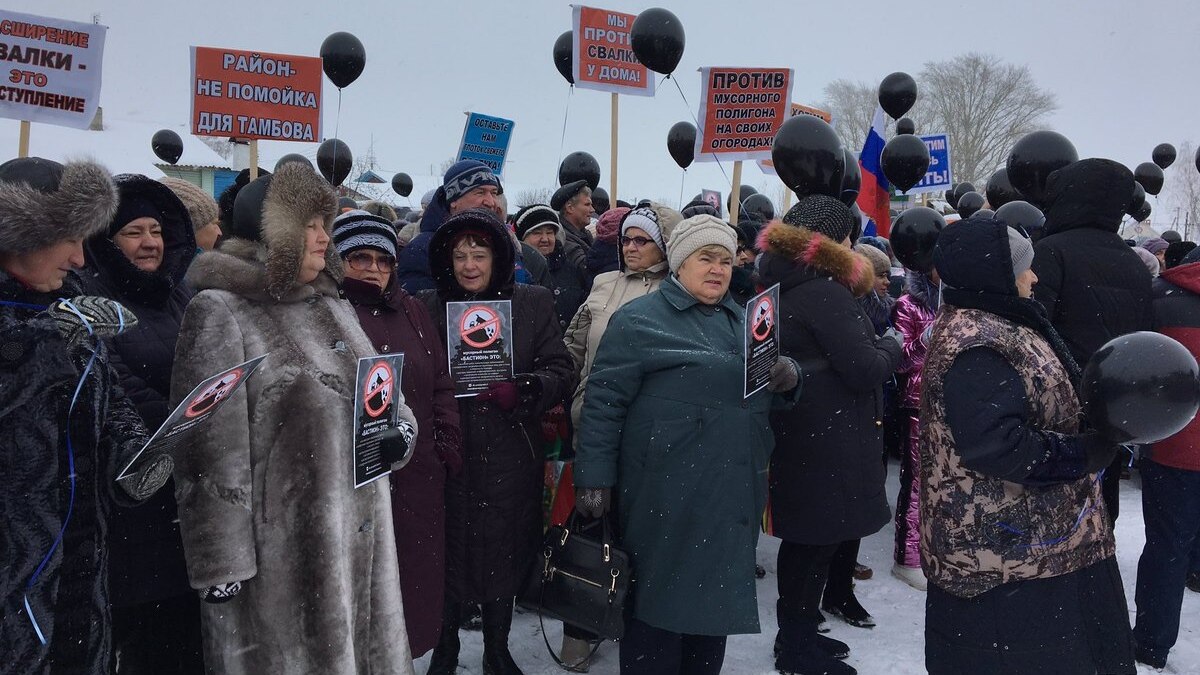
[0,157,118,254]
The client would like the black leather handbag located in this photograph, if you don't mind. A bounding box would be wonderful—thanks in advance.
[518,511,632,646]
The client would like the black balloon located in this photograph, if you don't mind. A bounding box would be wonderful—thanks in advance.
[896,118,916,135]
[848,203,864,242]
[890,206,945,273]
[559,151,601,190]
[1006,130,1078,207]
[945,183,959,209]
[878,72,918,120]
[952,182,976,204]
[840,147,861,207]
[1133,202,1152,223]
[151,129,183,165]
[881,134,930,193]
[274,153,311,171]
[667,121,696,169]
[630,7,685,75]
[391,172,413,197]
[316,138,353,186]
[553,31,574,85]
[974,209,995,219]
[985,168,1020,210]
[727,185,758,213]
[1127,182,1146,217]
[1195,145,1200,174]
[1134,161,1165,196]
[994,200,1045,240]
[591,187,610,215]
[771,115,844,200]
[1152,143,1176,170]
[742,193,775,222]
[320,32,366,89]
[1081,331,1200,444]
[956,191,985,218]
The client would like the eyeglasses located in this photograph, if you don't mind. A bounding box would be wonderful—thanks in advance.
[620,235,656,249]
[346,251,396,272]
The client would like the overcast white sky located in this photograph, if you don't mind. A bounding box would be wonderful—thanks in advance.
[9,0,1200,223]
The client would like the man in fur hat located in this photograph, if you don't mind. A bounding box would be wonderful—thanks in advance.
[0,156,174,674]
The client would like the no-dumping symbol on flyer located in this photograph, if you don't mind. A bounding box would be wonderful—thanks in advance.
[460,305,502,349]
[751,294,775,343]
[363,361,394,419]
[185,368,244,418]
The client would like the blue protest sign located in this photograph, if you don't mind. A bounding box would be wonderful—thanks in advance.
[906,133,953,195]
[457,112,515,177]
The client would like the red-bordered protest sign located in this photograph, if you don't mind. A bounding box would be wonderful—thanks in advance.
[185,368,245,418]
[353,353,405,488]
[190,45,322,141]
[571,5,654,97]
[460,305,502,349]
[447,300,514,397]
[744,284,781,398]
[0,10,107,133]
[362,361,395,419]
[695,67,794,162]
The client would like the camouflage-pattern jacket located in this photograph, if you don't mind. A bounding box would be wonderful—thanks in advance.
[918,306,1113,598]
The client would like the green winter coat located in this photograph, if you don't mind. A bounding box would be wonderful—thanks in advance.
[574,276,789,636]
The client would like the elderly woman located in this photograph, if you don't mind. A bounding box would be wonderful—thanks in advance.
[418,208,576,675]
[171,163,418,675]
[81,174,203,673]
[574,215,800,675]
[921,216,1132,674]
[331,209,462,660]
[0,157,172,674]
[757,196,903,675]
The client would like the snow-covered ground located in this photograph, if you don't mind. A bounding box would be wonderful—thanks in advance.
[415,461,1199,674]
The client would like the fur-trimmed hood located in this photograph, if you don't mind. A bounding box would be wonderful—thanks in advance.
[0,157,118,254]
[755,220,874,297]
[188,163,340,302]
[903,268,941,312]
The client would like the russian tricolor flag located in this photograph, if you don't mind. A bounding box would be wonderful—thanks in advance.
[857,106,891,238]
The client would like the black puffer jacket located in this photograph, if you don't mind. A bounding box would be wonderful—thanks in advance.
[81,174,196,607]
[1032,159,1153,368]
[757,221,901,545]
[546,242,591,332]
[418,210,577,602]
[0,271,148,675]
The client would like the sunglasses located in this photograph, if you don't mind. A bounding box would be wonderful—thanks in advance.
[620,235,656,248]
[346,251,397,272]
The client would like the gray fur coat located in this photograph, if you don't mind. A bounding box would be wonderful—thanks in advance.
[170,163,415,675]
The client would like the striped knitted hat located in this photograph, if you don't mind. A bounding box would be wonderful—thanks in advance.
[332,209,397,259]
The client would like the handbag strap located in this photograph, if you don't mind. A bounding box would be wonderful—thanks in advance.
[535,581,606,671]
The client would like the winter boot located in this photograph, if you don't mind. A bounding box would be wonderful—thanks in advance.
[774,632,849,660]
[426,602,462,675]
[481,600,524,675]
[822,593,875,628]
[890,563,928,591]
[775,639,858,675]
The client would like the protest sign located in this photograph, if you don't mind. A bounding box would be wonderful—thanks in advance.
[759,102,834,175]
[903,133,953,195]
[116,355,268,480]
[446,300,514,397]
[190,45,322,142]
[695,67,794,162]
[457,112,515,177]
[352,353,405,489]
[0,10,106,134]
[571,5,653,96]
[744,284,781,398]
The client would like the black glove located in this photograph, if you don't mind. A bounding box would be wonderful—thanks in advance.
[575,487,611,519]
[380,421,417,469]
[1081,432,1121,474]
[43,296,138,349]
[117,450,174,501]
[513,373,544,418]
[200,581,243,604]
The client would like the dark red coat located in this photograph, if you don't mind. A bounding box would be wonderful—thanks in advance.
[1151,263,1200,471]
[341,275,462,658]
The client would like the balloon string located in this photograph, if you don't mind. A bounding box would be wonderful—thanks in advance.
[333,89,343,189]
[678,168,686,209]
[670,77,735,197]
[555,86,573,187]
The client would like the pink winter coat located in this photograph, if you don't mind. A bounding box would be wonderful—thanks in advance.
[892,271,939,409]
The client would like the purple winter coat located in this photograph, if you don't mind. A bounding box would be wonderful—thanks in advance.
[891,270,939,409]
[342,275,462,658]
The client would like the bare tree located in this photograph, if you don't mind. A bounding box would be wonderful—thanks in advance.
[914,53,1057,186]
[512,187,555,208]
[821,79,879,151]
[1163,141,1200,240]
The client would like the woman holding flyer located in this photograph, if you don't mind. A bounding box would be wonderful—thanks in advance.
[419,208,576,675]
[170,162,419,675]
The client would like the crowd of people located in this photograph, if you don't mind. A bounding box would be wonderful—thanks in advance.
[1,150,1197,675]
